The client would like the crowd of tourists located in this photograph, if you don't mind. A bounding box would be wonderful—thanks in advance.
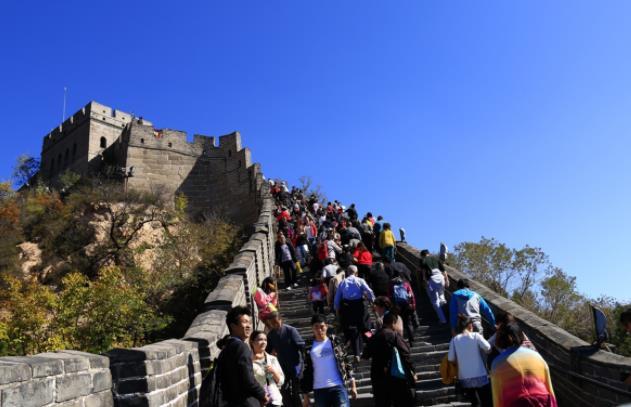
[211,180,558,407]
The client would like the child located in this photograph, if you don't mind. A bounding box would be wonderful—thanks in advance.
[308,277,328,315]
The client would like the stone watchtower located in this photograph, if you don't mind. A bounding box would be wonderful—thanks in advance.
[40,101,137,179]
[39,101,262,225]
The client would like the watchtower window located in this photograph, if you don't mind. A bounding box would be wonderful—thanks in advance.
[100,137,107,149]
[228,150,232,157]
[238,160,242,167]
[168,142,172,148]
[140,138,145,144]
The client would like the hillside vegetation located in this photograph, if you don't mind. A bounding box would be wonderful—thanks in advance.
[452,237,631,356]
[0,176,242,356]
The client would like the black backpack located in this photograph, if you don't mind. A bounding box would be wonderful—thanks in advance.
[201,358,225,407]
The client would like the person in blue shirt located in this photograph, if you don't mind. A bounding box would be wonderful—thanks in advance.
[334,265,375,356]
[449,278,496,337]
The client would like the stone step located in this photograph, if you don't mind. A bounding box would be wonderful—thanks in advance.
[276,268,462,406]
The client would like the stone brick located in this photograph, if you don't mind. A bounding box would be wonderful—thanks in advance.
[92,369,112,392]
[1,356,63,378]
[56,399,83,407]
[55,372,92,402]
[1,378,54,407]
[0,361,31,385]
[36,352,89,373]
[60,350,109,369]
[84,390,114,407]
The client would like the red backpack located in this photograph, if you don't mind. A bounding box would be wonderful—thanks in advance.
[317,241,329,261]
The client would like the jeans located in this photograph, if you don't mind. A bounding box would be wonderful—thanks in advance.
[313,385,349,407]
[281,260,296,288]
[383,246,395,263]
[427,272,447,323]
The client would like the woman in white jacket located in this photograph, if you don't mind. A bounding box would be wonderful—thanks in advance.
[250,330,285,406]
[448,315,492,407]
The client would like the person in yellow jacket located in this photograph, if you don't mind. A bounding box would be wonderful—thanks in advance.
[379,223,396,263]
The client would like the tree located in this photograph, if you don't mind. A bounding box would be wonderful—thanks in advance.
[452,237,516,296]
[12,155,40,188]
[298,175,327,203]
[512,245,550,303]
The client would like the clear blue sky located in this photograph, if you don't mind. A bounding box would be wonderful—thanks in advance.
[1,1,629,302]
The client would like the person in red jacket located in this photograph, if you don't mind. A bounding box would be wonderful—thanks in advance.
[352,242,373,279]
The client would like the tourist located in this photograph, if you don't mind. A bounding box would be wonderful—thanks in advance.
[216,306,268,406]
[254,277,279,322]
[352,241,373,279]
[300,314,357,407]
[420,249,448,324]
[326,266,345,311]
[373,215,385,252]
[334,265,375,356]
[250,331,285,406]
[491,322,557,407]
[488,312,536,354]
[367,262,391,298]
[362,311,416,406]
[379,222,396,263]
[372,296,403,335]
[308,277,328,315]
[448,314,492,407]
[448,278,495,336]
[266,312,306,407]
[390,275,416,344]
[275,233,298,290]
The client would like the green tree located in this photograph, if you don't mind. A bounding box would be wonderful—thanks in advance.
[0,276,62,355]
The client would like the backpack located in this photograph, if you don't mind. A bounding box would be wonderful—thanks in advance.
[393,282,410,306]
[203,358,225,407]
[317,241,329,261]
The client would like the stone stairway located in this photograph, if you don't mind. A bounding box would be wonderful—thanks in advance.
[277,272,471,406]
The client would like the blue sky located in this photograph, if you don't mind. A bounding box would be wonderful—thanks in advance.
[1,1,629,302]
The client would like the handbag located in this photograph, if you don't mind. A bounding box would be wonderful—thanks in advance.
[390,346,406,379]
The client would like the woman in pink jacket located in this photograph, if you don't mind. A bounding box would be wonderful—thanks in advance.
[254,277,279,322]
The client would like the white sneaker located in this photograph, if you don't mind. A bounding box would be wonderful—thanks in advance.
[286,286,292,291]
[293,283,299,287]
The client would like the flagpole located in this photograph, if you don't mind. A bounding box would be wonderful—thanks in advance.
[62,86,67,122]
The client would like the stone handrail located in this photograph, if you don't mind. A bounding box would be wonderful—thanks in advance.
[396,241,631,407]
[0,174,275,407]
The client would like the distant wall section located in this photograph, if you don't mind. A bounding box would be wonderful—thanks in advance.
[121,121,259,225]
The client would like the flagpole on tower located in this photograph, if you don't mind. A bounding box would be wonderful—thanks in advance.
[62,86,68,122]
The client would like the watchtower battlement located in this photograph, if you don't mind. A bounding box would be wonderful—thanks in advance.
[39,101,260,224]
[42,101,134,153]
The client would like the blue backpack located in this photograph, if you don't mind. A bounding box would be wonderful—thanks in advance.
[393,282,409,306]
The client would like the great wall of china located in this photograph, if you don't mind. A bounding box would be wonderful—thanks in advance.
[0,102,630,406]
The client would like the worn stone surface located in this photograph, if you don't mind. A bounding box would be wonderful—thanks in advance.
[55,372,92,402]
[1,356,63,378]
[1,378,54,407]
[0,361,31,385]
